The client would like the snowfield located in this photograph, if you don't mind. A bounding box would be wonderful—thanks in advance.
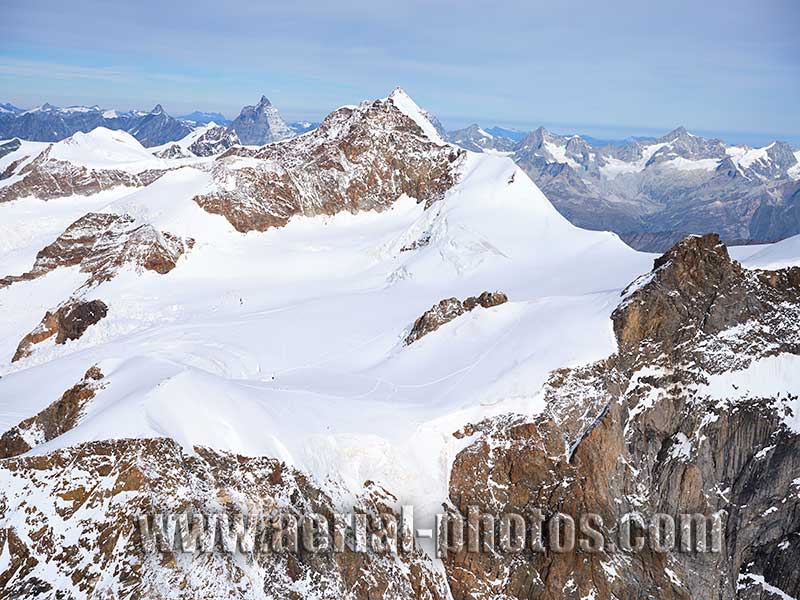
[1,95,799,543]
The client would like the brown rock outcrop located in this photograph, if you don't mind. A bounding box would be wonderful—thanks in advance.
[445,235,800,599]
[1,212,191,290]
[0,438,450,599]
[405,291,508,345]
[0,146,165,203]
[194,96,463,233]
[0,366,104,458]
[12,299,108,362]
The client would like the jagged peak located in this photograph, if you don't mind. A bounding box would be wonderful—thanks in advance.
[388,86,410,101]
[150,104,165,115]
[652,233,732,272]
[257,95,273,107]
[660,125,693,142]
[518,126,551,147]
[386,87,445,145]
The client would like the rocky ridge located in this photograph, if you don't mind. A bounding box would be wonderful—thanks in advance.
[444,234,800,599]
[1,211,191,361]
[0,366,105,458]
[405,291,508,345]
[194,90,464,232]
[448,124,800,250]
[0,144,165,204]
[187,125,240,157]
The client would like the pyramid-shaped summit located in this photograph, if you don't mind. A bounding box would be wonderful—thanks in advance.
[228,94,293,146]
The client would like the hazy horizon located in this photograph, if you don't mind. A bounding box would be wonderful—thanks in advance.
[3,0,799,147]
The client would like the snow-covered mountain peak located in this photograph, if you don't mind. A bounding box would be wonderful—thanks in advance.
[25,102,58,114]
[1,88,800,600]
[386,87,446,145]
[48,127,155,168]
[660,125,692,141]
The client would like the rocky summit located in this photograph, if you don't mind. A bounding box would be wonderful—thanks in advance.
[446,234,800,599]
[227,95,296,146]
[446,124,800,251]
[0,88,798,600]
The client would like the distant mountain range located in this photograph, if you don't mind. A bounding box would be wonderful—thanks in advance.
[2,96,798,250]
[445,124,800,250]
[0,98,322,150]
[1,89,799,600]
[176,111,231,125]
[0,103,192,147]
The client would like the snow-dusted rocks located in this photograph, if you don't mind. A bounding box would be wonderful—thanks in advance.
[447,124,516,153]
[152,143,193,159]
[0,89,798,600]
[447,123,800,250]
[405,291,508,345]
[194,91,463,232]
[187,125,239,157]
[0,366,104,458]
[227,95,295,146]
[1,211,190,290]
[12,299,108,362]
[0,437,449,600]
[445,234,800,599]
[0,130,171,204]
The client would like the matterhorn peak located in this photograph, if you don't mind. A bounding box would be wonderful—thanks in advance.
[228,94,293,145]
[150,104,165,115]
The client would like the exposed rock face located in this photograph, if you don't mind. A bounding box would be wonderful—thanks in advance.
[1,212,191,290]
[749,184,800,242]
[0,145,164,203]
[444,235,800,599]
[195,96,464,233]
[12,299,108,362]
[227,95,295,146]
[0,366,104,458]
[117,104,192,147]
[187,125,240,157]
[447,124,516,153]
[0,213,194,287]
[0,137,21,159]
[405,291,508,345]
[153,143,192,159]
[612,233,800,368]
[479,124,800,251]
[0,438,449,599]
[2,212,191,362]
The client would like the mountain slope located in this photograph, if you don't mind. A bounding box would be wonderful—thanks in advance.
[506,126,800,250]
[0,90,798,600]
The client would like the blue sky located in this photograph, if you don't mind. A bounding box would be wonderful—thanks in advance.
[2,0,799,145]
